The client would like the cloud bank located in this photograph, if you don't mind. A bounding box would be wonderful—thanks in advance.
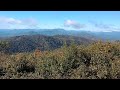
[89,21,120,32]
[90,21,112,29]
[64,20,85,29]
[0,16,39,29]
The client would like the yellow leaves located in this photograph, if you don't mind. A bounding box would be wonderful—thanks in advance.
[54,51,65,59]
[34,49,43,58]
[111,59,120,78]
[16,53,24,61]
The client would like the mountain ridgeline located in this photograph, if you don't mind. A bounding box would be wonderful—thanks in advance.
[0,29,120,53]
[0,29,96,40]
[0,29,120,40]
[0,35,94,53]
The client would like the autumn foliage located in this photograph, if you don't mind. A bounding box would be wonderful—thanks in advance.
[0,41,120,79]
[34,48,42,58]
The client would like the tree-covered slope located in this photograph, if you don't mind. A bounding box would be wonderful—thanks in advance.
[1,35,94,53]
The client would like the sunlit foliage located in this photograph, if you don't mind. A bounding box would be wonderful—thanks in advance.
[0,41,120,79]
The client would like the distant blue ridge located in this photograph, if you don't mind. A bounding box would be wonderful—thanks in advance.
[0,29,120,40]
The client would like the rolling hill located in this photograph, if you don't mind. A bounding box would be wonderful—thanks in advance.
[1,34,94,53]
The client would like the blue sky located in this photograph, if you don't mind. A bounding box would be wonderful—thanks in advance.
[0,11,120,32]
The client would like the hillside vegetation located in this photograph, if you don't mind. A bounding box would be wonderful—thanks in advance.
[0,35,94,53]
[0,41,120,79]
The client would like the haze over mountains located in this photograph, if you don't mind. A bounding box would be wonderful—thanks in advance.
[0,28,120,53]
[0,29,96,53]
[0,29,120,40]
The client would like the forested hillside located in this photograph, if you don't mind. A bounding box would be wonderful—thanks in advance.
[0,41,120,79]
[0,35,94,53]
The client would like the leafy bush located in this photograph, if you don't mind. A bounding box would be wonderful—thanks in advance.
[16,59,35,73]
[0,67,6,76]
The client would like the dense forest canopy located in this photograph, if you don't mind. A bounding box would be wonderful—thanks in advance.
[0,35,94,53]
[0,40,120,79]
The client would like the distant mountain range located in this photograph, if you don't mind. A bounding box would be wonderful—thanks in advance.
[0,29,95,39]
[0,29,120,40]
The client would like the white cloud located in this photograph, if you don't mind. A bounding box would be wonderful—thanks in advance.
[0,16,39,29]
[64,20,85,29]
[7,18,22,24]
[0,17,22,24]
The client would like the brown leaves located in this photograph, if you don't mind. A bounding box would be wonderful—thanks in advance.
[34,49,42,58]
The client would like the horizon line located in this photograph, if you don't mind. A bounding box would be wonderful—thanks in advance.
[0,28,119,32]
